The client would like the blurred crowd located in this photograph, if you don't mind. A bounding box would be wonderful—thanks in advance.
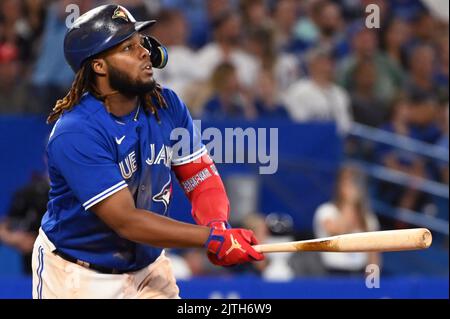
[1,0,448,122]
[0,0,448,277]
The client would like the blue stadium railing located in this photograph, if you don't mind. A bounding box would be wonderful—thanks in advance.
[350,122,448,162]
[347,122,449,236]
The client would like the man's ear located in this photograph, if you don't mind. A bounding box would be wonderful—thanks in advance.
[91,58,107,76]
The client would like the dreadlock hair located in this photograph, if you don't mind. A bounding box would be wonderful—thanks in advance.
[47,60,167,124]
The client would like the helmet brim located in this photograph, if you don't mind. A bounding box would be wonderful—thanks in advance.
[135,20,156,32]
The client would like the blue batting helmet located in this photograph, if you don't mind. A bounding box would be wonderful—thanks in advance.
[64,5,162,73]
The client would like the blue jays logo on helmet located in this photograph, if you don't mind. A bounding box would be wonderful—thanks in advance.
[112,6,130,22]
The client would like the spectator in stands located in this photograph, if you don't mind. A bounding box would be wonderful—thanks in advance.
[202,62,256,120]
[404,44,443,99]
[407,93,442,145]
[293,0,321,43]
[407,94,444,199]
[0,0,32,64]
[381,18,411,70]
[151,9,202,101]
[254,69,289,119]
[313,165,381,276]
[308,0,348,59]
[162,0,232,48]
[0,43,40,113]
[338,22,405,107]
[239,0,272,32]
[434,33,449,100]
[375,95,432,215]
[23,0,47,42]
[245,26,300,93]
[30,0,91,113]
[348,59,387,127]
[389,0,425,22]
[336,0,362,20]
[283,47,352,134]
[271,0,307,54]
[0,173,49,274]
[0,0,47,113]
[196,9,260,90]
[311,0,344,42]
[0,0,47,81]
[411,10,437,45]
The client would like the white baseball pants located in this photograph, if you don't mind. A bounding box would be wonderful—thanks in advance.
[32,229,180,299]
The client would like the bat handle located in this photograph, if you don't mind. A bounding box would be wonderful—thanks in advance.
[253,245,263,253]
[252,242,299,253]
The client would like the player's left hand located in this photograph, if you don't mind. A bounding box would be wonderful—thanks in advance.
[205,227,265,267]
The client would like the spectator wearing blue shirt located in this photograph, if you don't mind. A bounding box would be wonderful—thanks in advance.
[31,1,79,112]
[375,95,435,217]
[254,69,289,119]
[202,62,255,120]
[404,44,445,102]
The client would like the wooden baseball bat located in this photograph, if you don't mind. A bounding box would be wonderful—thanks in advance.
[252,228,432,253]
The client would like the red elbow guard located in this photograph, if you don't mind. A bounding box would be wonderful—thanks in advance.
[172,154,230,226]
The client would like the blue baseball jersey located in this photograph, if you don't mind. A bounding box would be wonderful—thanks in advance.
[41,88,206,272]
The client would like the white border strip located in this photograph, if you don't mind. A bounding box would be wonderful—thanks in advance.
[83,181,128,210]
[172,146,207,166]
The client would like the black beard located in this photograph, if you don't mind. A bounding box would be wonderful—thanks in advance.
[107,63,156,97]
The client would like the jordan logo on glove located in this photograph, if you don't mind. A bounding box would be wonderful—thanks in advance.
[205,227,265,266]
[225,234,246,256]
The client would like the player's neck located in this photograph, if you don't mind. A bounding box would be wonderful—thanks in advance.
[104,93,139,117]
[96,81,139,117]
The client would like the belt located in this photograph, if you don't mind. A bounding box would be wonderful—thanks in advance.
[53,250,127,274]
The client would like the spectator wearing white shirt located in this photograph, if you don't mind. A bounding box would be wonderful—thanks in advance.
[313,165,381,275]
[283,47,352,134]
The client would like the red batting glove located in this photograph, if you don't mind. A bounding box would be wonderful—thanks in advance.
[205,227,265,266]
[207,220,230,230]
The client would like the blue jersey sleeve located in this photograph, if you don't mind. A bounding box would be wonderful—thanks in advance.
[163,88,206,166]
[48,132,128,211]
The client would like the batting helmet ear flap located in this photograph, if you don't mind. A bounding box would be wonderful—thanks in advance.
[143,36,169,69]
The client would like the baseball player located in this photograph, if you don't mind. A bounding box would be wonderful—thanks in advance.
[31,4,264,299]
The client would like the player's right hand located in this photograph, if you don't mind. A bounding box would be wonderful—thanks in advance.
[205,227,265,266]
